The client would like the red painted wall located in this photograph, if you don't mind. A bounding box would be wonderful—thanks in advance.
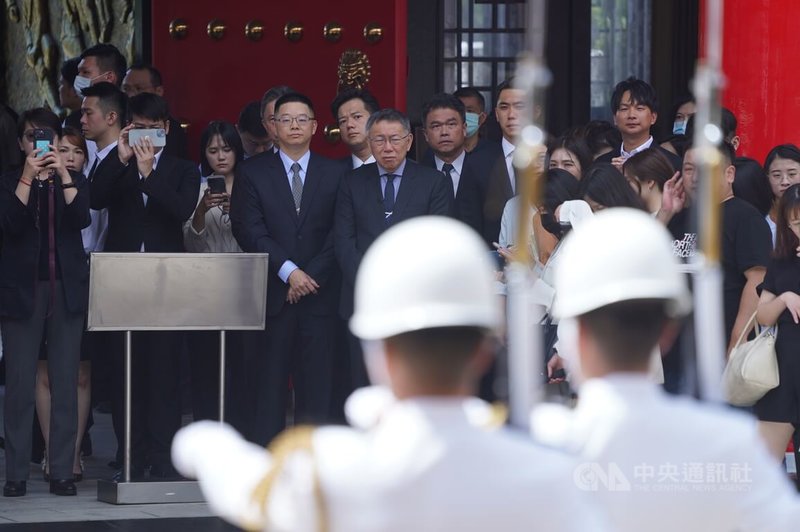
[151,0,407,162]
[701,0,800,163]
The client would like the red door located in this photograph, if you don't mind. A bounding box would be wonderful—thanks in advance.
[151,0,408,161]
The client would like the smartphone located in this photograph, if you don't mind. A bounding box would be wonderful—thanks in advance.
[207,175,226,195]
[33,128,54,156]
[129,128,167,148]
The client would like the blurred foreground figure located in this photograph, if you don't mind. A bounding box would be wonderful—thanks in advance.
[173,216,604,532]
[532,208,800,532]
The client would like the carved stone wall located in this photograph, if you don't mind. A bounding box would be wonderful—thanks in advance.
[1,0,134,114]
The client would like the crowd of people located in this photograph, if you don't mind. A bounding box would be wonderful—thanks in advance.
[0,40,799,520]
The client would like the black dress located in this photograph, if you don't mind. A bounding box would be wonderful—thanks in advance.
[754,257,800,424]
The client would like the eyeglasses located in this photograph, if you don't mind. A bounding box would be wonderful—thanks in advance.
[276,114,314,127]
[427,120,461,133]
[369,133,411,147]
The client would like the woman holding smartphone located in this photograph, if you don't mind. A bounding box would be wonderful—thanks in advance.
[184,121,244,253]
[1,109,90,497]
[183,120,253,432]
[34,126,91,483]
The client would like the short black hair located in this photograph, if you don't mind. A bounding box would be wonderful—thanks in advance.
[366,108,411,135]
[273,92,315,117]
[330,88,380,121]
[610,77,659,114]
[237,101,267,136]
[60,57,80,85]
[721,107,737,141]
[127,92,169,123]
[453,87,486,112]
[259,85,295,119]
[127,63,163,88]
[495,78,516,106]
[200,120,245,177]
[581,300,670,370]
[81,82,127,124]
[719,141,736,168]
[17,108,62,139]
[733,157,772,216]
[80,43,128,87]
[422,93,466,125]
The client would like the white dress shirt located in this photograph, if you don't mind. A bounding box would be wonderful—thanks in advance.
[502,137,516,194]
[619,136,654,160]
[81,140,117,255]
[276,150,312,283]
[352,153,376,169]
[434,150,465,195]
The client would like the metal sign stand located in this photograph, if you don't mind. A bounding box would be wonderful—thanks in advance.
[88,253,268,505]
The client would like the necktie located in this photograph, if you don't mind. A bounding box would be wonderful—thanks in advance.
[383,174,396,224]
[290,162,302,213]
[506,149,516,194]
[442,163,456,196]
[87,157,99,181]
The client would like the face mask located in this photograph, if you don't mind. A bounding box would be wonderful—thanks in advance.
[73,72,108,95]
[672,120,687,136]
[465,112,480,137]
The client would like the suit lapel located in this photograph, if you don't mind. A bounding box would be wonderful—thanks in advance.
[297,154,322,228]
[392,160,416,220]
[269,156,299,222]
[366,164,385,227]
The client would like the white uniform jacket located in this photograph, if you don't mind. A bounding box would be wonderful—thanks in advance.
[531,374,800,532]
[174,391,606,532]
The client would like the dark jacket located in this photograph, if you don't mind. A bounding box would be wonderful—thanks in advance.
[0,169,91,317]
[230,151,343,317]
[90,147,200,252]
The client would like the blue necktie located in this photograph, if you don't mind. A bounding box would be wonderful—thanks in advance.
[383,174,396,224]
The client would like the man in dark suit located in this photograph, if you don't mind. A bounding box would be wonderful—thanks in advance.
[469,80,525,246]
[421,93,484,236]
[335,108,454,388]
[91,92,199,479]
[595,77,682,171]
[230,92,342,446]
[331,88,379,171]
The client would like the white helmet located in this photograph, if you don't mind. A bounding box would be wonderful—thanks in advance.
[350,216,500,340]
[552,208,691,319]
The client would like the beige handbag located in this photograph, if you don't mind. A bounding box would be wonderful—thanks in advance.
[722,311,778,406]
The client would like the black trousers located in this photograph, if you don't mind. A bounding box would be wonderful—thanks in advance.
[110,330,182,471]
[186,329,260,435]
[2,281,83,481]
[249,304,335,446]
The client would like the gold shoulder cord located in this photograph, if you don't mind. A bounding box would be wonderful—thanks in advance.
[247,425,329,532]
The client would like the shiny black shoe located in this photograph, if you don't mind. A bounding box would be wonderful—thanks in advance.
[3,481,26,497]
[49,479,77,496]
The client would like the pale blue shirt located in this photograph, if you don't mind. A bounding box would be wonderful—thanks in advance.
[378,159,407,199]
[277,150,311,283]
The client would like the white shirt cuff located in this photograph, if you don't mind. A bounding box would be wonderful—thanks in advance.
[278,261,299,283]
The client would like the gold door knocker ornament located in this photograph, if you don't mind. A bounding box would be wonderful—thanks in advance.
[245,20,264,42]
[323,22,342,43]
[169,18,188,40]
[337,49,371,92]
[284,22,303,43]
[207,19,225,40]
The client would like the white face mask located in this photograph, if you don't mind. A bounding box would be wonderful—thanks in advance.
[672,120,687,136]
[73,72,109,95]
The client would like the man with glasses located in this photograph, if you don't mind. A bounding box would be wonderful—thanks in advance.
[230,92,344,445]
[335,108,453,390]
[421,93,484,236]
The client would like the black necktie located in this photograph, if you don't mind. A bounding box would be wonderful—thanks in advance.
[442,163,455,196]
[383,174,396,224]
[87,157,99,181]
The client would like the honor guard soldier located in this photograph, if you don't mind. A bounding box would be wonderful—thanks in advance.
[172,216,604,532]
[531,208,800,532]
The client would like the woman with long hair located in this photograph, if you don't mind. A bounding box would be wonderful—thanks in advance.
[754,184,800,461]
